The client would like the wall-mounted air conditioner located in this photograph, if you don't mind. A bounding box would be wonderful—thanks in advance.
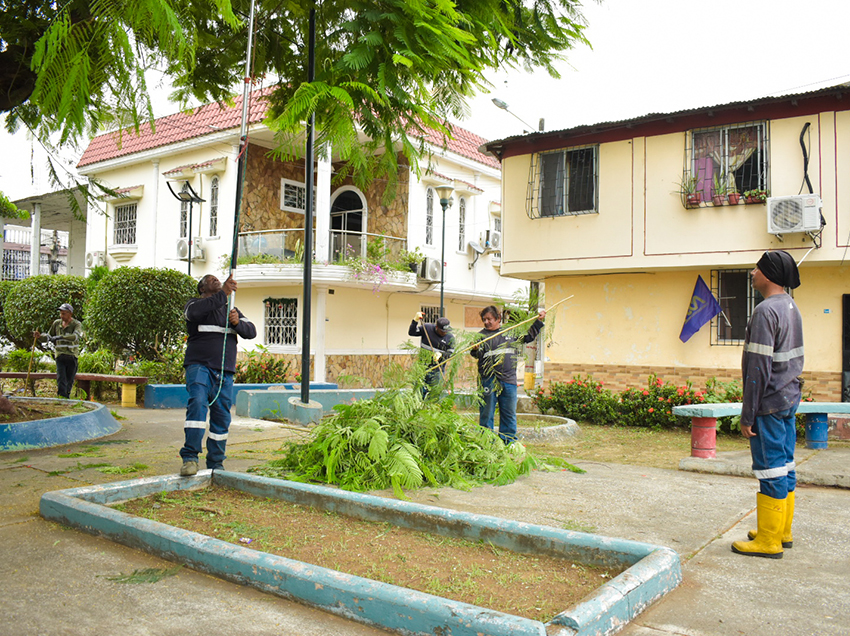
[418,257,442,283]
[177,237,206,261]
[484,229,502,251]
[767,194,822,234]
[85,251,104,268]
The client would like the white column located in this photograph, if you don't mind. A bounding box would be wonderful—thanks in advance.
[30,202,41,276]
[314,286,327,382]
[67,215,86,275]
[315,143,332,262]
[151,160,160,264]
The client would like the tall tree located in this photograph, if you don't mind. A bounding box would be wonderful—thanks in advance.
[2,0,589,189]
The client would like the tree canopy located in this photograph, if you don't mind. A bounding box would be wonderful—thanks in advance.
[2,0,589,189]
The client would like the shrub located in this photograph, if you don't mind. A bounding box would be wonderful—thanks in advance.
[702,377,743,433]
[122,347,186,384]
[78,348,117,374]
[235,345,292,384]
[532,375,618,424]
[3,275,87,349]
[0,280,19,345]
[5,348,51,372]
[85,267,196,360]
[617,374,706,430]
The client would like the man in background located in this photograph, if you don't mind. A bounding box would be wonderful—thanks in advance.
[34,303,82,399]
[409,313,454,398]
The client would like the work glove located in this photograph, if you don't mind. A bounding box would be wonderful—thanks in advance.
[415,311,424,321]
[432,351,442,363]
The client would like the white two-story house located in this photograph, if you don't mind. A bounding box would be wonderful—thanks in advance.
[77,92,527,385]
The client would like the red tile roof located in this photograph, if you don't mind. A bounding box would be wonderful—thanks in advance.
[78,91,500,171]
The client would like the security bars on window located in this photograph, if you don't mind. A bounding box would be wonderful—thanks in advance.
[265,298,298,346]
[527,145,598,219]
[420,305,440,323]
[684,121,769,208]
[209,177,219,237]
[113,203,137,245]
[710,269,764,346]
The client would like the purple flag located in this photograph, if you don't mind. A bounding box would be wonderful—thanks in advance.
[679,275,722,343]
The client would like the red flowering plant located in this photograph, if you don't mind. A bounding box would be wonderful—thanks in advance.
[532,375,619,424]
[617,374,706,430]
[235,345,293,384]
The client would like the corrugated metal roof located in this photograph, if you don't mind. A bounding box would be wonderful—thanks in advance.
[78,90,500,171]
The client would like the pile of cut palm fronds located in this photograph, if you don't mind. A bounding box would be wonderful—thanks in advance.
[249,388,582,498]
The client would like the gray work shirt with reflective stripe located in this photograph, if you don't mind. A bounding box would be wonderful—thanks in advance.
[741,293,804,428]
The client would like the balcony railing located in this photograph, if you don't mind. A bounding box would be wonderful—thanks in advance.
[237,229,407,265]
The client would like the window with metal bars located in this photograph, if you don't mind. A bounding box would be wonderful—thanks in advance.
[710,269,763,345]
[425,188,434,245]
[113,203,137,245]
[685,122,769,207]
[280,179,315,214]
[209,176,219,237]
[527,145,598,218]
[265,297,298,346]
[420,305,440,323]
[179,183,189,238]
[457,197,466,251]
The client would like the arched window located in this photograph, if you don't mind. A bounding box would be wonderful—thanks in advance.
[209,176,219,236]
[457,197,466,251]
[330,188,366,262]
[179,183,189,238]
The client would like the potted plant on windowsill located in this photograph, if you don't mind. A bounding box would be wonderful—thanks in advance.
[676,173,702,208]
[711,173,728,206]
[743,189,768,204]
[727,188,742,205]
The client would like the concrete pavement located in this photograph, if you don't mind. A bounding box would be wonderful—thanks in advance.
[2,407,849,636]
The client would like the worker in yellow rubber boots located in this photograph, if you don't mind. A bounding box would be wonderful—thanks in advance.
[732,251,803,559]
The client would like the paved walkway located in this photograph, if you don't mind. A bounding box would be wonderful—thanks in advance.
[2,407,849,636]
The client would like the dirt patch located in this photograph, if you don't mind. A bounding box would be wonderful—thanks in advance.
[117,484,623,623]
[0,399,94,424]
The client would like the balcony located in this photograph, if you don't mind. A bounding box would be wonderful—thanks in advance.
[235,229,423,293]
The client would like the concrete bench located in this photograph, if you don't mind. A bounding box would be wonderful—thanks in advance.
[672,402,850,458]
[0,372,148,407]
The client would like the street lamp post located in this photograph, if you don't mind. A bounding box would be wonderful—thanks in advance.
[491,98,544,133]
[434,184,454,317]
[166,181,205,277]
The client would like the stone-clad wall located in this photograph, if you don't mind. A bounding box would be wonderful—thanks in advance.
[240,146,409,248]
[544,363,841,402]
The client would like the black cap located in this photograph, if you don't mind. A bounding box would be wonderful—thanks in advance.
[757,250,800,289]
[435,317,451,331]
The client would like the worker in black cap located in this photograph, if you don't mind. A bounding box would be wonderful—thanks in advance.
[34,303,83,398]
[408,313,454,398]
[732,250,803,559]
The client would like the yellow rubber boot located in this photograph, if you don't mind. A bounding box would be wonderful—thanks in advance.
[747,490,795,548]
[732,493,786,559]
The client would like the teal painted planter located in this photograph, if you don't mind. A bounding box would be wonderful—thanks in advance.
[40,471,681,636]
[235,388,378,423]
[0,398,120,452]
[144,382,338,409]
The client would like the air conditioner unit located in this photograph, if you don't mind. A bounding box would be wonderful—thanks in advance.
[85,251,104,268]
[484,229,502,251]
[767,194,823,234]
[418,257,442,283]
[177,238,206,261]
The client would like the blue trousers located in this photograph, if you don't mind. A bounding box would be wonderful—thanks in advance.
[750,405,798,499]
[479,377,518,444]
[180,364,234,469]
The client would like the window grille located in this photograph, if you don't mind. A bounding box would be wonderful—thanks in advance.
[493,215,501,232]
[113,203,137,245]
[209,176,219,236]
[457,197,466,251]
[527,145,598,218]
[265,298,298,346]
[420,305,440,323]
[425,188,434,245]
[280,179,315,214]
[710,269,763,345]
[684,121,769,207]
[179,183,189,238]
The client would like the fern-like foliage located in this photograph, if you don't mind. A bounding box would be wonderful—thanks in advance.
[249,386,583,498]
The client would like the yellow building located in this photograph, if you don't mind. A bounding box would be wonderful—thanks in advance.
[483,85,850,401]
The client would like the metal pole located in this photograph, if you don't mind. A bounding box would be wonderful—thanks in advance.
[187,201,193,278]
[300,8,316,406]
[439,202,447,316]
